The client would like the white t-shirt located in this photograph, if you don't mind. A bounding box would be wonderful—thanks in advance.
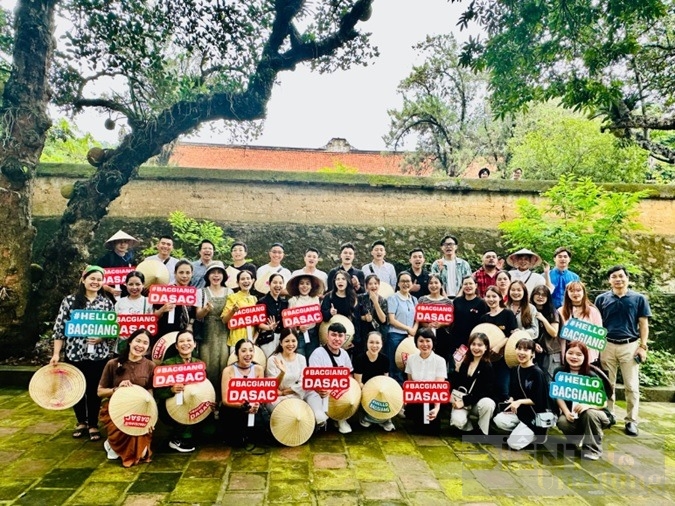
[257,264,292,283]
[145,254,178,284]
[309,346,353,371]
[405,352,447,381]
[290,268,328,288]
[115,296,152,314]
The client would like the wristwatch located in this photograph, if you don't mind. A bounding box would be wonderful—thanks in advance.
[639,342,648,351]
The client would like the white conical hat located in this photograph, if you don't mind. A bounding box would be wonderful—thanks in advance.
[327,377,361,421]
[29,363,86,410]
[104,230,139,249]
[361,376,403,421]
[166,380,216,425]
[270,398,315,447]
[318,315,355,349]
[504,330,535,368]
[108,385,158,436]
[395,336,418,371]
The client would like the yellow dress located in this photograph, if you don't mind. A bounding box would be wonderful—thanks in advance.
[221,291,259,346]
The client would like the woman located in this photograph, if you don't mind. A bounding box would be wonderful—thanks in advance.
[221,270,259,347]
[495,270,511,303]
[404,328,447,434]
[387,271,419,383]
[480,285,518,401]
[256,273,288,358]
[196,261,231,399]
[450,276,489,365]
[530,285,561,379]
[286,273,323,358]
[493,338,550,450]
[555,341,611,460]
[97,329,156,466]
[450,332,496,436]
[51,265,115,442]
[558,281,603,364]
[221,339,265,447]
[153,260,197,344]
[321,270,359,325]
[417,274,453,364]
[507,280,538,339]
[357,275,388,356]
[114,270,153,354]
[353,331,395,432]
[265,330,327,426]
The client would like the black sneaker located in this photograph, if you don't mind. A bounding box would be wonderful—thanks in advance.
[169,439,196,453]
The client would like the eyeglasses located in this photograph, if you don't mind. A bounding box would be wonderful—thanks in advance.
[442,242,456,247]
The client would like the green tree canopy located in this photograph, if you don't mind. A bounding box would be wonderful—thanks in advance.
[40,118,101,163]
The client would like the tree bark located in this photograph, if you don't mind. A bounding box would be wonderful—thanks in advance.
[0,0,56,358]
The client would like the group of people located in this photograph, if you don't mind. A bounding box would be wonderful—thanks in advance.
[49,230,652,466]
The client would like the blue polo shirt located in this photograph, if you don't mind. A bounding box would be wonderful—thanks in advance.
[550,268,580,307]
[594,290,651,341]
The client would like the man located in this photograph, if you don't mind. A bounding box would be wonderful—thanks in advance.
[473,250,500,298]
[507,248,552,295]
[512,168,523,180]
[327,242,365,294]
[145,235,179,284]
[97,230,139,297]
[430,235,471,299]
[190,240,215,289]
[361,240,397,287]
[291,247,328,289]
[308,322,354,434]
[256,243,292,287]
[595,266,651,437]
[229,241,257,280]
[549,247,580,308]
[408,248,430,299]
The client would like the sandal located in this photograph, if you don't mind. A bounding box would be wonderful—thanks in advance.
[72,425,88,438]
[88,429,102,442]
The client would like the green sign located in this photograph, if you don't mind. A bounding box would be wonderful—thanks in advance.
[549,371,606,407]
[65,311,119,339]
[560,318,607,351]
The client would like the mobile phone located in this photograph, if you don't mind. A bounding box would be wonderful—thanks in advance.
[453,345,468,364]
[634,354,643,364]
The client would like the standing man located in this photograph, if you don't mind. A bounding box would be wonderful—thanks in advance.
[97,230,139,297]
[473,250,500,298]
[430,235,471,299]
[229,241,257,280]
[327,242,365,294]
[595,266,651,437]
[408,248,430,299]
[146,235,179,284]
[549,247,580,308]
[190,240,215,289]
[292,247,328,289]
[507,248,552,295]
[256,243,292,289]
[361,240,397,287]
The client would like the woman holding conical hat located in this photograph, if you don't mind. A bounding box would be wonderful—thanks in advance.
[50,265,116,442]
[286,271,324,358]
[97,329,156,466]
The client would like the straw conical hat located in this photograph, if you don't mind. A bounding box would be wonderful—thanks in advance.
[470,323,507,353]
[227,345,267,369]
[29,363,86,410]
[395,336,418,371]
[361,376,403,421]
[504,330,535,368]
[377,282,395,299]
[254,271,275,295]
[327,377,361,421]
[506,248,542,268]
[225,266,240,289]
[270,398,315,447]
[318,315,355,349]
[136,259,170,287]
[286,272,325,297]
[166,379,216,425]
[104,230,139,249]
[152,331,178,365]
[108,385,158,436]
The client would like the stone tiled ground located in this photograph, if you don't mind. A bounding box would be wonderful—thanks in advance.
[0,387,673,505]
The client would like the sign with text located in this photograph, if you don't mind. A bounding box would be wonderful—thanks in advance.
[281,304,323,328]
[302,367,351,397]
[153,362,206,388]
[123,414,151,428]
[103,267,135,286]
[65,311,119,339]
[414,304,454,325]
[560,318,607,352]
[228,304,267,330]
[117,314,158,338]
[403,381,451,403]
[226,378,278,403]
[148,285,198,306]
[549,371,606,407]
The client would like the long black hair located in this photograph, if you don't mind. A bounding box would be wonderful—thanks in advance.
[116,329,152,375]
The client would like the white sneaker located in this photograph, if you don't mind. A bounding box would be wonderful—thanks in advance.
[104,439,119,460]
[359,416,372,428]
[337,420,352,434]
[382,420,395,432]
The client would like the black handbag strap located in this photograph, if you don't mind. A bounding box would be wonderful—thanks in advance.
[517,365,539,419]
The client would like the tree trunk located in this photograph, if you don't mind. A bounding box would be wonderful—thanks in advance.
[0,0,56,358]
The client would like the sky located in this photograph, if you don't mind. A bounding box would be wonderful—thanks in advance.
[2,0,471,151]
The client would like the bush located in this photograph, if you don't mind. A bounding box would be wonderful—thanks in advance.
[639,349,675,387]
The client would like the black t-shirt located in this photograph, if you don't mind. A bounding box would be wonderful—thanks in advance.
[479,309,518,336]
[452,296,489,347]
[353,352,390,384]
[510,364,549,426]
[410,268,430,299]
[327,266,366,294]
[257,293,288,344]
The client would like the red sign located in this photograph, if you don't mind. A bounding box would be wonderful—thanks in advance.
[188,401,213,421]
[414,304,454,324]
[117,314,158,338]
[123,414,151,428]
[226,378,278,403]
[403,381,451,403]
[228,304,267,330]
[153,362,206,387]
[302,366,351,397]
[148,285,198,306]
[104,267,135,286]
[281,304,323,328]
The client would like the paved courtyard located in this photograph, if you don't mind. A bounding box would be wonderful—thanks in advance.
[0,386,672,505]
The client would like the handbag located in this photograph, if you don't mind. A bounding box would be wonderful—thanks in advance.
[517,365,556,428]
[451,372,478,405]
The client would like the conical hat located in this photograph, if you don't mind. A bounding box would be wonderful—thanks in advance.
[327,377,361,421]
[166,379,216,425]
[136,259,170,287]
[29,363,86,410]
[506,248,542,268]
[377,282,395,299]
[470,323,507,352]
[395,336,418,371]
[504,330,535,368]
[286,272,325,297]
[270,398,315,447]
[152,331,178,365]
[104,230,139,249]
[361,376,403,421]
[225,266,240,289]
[227,345,267,369]
[108,385,158,436]
[254,271,274,295]
[318,315,355,349]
